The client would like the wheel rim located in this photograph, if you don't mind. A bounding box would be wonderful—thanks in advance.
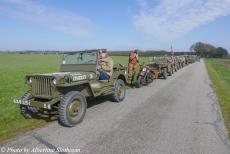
[68,99,82,118]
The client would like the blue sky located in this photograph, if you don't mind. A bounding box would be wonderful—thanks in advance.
[0,0,230,52]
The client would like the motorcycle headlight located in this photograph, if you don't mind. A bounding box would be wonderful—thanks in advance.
[53,79,57,85]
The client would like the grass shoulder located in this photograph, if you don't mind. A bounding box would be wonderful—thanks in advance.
[205,58,230,137]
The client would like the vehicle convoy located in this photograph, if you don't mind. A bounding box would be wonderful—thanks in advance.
[14,50,127,127]
[147,56,173,79]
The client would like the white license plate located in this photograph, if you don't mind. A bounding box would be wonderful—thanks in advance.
[14,99,31,106]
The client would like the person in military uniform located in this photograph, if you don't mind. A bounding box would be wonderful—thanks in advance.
[97,49,114,80]
[128,50,139,81]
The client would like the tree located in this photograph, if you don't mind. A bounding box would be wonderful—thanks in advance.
[190,42,229,58]
[215,47,228,58]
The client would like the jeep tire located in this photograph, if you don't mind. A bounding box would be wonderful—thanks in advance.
[20,92,38,118]
[163,68,167,79]
[59,91,87,127]
[169,69,172,76]
[113,79,126,102]
[136,76,142,88]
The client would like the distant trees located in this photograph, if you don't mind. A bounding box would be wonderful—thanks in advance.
[190,42,229,58]
[215,47,229,58]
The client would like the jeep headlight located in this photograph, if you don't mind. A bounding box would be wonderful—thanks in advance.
[52,79,57,85]
[27,77,32,84]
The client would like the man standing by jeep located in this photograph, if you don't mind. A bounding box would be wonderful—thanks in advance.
[97,49,114,80]
[128,50,139,81]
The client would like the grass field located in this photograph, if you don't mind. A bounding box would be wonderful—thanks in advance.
[205,59,230,137]
[0,53,148,142]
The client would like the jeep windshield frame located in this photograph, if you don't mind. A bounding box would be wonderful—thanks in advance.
[62,51,98,65]
[60,50,99,72]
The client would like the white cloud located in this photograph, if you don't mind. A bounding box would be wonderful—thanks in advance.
[134,0,230,40]
[0,0,94,38]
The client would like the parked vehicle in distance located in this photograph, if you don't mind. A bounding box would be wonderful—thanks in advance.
[178,56,186,67]
[186,55,197,64]
[148,56,173,80]
[167,56,177,73]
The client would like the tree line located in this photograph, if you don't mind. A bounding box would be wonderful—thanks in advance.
[190,42,229,58]
[1,42,228,58]
[0,50,196,57]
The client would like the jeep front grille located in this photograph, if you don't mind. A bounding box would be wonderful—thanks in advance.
[31,77,53,98]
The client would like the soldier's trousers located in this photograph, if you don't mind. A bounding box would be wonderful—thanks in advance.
[128,63,136,80]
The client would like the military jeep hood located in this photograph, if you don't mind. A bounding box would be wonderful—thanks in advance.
[27,71,97,83]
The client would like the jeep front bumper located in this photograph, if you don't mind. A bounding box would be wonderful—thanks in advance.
[14,97,60,110]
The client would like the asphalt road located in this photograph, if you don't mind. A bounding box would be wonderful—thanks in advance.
[2,60,230,154]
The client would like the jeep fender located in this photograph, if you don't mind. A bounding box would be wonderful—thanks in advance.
[117,74,127,84]
[59,83,95,98]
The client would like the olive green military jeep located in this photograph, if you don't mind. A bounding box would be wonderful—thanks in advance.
[14,50,127,127]
[187,55,197,63]
[166,56,178,73]
[148,56,173,79]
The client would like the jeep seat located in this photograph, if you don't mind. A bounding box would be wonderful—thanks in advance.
[113,63,125,71]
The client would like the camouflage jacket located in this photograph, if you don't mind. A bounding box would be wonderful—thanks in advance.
[98,56,114,76]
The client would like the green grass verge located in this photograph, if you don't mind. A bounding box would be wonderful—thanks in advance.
[205,58,230,137]
[0,53,148,143]
[0,53,62,143]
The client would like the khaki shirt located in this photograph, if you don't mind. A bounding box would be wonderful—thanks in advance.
[98,56,114,76]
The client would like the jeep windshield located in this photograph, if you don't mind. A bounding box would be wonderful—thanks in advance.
[62,52,97,64]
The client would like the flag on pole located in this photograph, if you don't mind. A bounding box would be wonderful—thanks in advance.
[171,45,174,56]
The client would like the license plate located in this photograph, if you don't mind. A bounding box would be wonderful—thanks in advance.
[14,99,31,106]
